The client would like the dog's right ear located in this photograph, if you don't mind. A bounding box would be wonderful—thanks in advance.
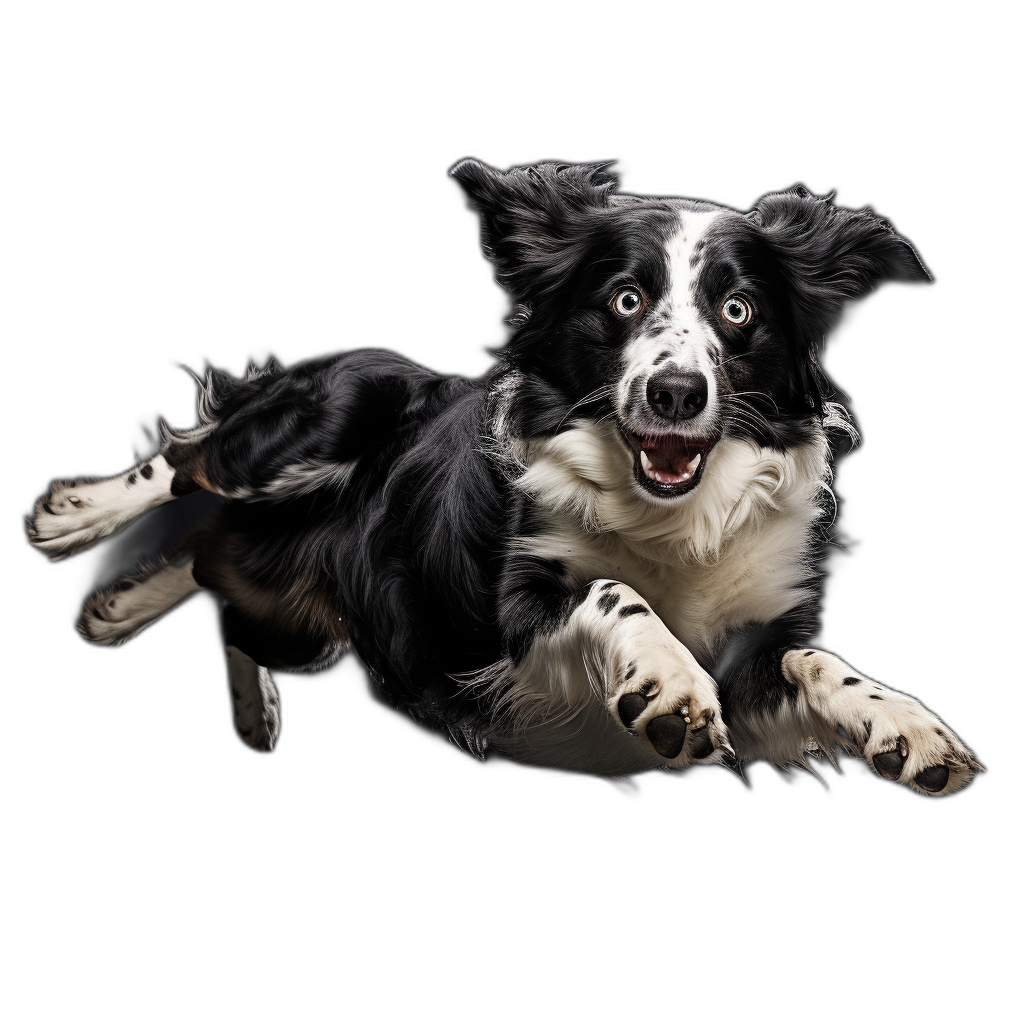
[449,158,618,300]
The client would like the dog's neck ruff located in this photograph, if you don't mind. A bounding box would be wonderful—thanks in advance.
[514,418,831,566]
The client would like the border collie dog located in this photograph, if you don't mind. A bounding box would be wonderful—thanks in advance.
[27,159,981,795]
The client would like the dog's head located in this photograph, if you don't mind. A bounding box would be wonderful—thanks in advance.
[452,158,930,501]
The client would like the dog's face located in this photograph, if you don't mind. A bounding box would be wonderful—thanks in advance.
[453,160,930,502]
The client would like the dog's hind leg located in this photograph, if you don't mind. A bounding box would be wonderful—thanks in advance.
[80,556,282,749]
[31,351,444,545]
[26,372,227,561]
[225,642,281,752]
[219,598,346,753]
[27,454,185,559]
[78,557,202,645]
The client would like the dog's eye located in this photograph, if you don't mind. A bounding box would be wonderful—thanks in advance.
[721,296,753,326]
[612,289,645,317]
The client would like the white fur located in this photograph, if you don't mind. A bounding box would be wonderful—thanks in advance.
[227,459,357,500]
[516,420,829,661]
[481,368,531,474]
[28,455,177,559]
[226,645,280,752]
[79,559,201,645]
[477,579,733,774]
[212,458,360,501]
[776,649,979,795]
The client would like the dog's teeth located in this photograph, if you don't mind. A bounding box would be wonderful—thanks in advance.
[640,451,653,474]
[691,453,701,469]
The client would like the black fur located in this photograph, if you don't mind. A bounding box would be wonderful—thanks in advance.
[714,607,809,720]
[40,159,935,767]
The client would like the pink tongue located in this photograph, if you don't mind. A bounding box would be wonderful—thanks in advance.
[640,440,702,484]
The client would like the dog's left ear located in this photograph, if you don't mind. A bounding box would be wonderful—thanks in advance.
[449,157,619,301]
[749,186,931,327]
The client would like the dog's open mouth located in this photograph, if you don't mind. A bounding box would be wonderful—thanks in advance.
[620,427,717,498]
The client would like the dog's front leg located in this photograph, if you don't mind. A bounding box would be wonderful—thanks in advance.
[781,648,981,795]
[499,573,735,767]
[717,617,981,795]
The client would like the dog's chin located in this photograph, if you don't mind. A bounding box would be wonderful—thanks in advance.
[618,422,719,500]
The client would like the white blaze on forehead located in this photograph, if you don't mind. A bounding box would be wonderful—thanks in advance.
[659,209,723,327]
[617,209,726,426]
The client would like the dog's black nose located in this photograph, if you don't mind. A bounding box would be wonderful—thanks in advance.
[646,370,708,421]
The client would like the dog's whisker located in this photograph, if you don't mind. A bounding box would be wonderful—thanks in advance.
[552,385,616,434]
[724,391,781,416]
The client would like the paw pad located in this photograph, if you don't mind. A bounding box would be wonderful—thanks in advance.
[646,713,687,759]
[616,680,655,728]
[872,736,909,780]
[914,764,950,793]
[685,709,717,759]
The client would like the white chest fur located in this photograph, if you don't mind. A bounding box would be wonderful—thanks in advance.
[514,421,831,663]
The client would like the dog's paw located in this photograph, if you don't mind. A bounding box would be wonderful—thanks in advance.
[784,650,981,796]
[27,461,174,560]
[610,652,734,768]
[227,648,280,753]
[78,577,164,646]
[78,562,200,646]
[859,696,981,796]
[26,480,107,559]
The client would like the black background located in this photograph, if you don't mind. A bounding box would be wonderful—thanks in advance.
[16,58,1007,888]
